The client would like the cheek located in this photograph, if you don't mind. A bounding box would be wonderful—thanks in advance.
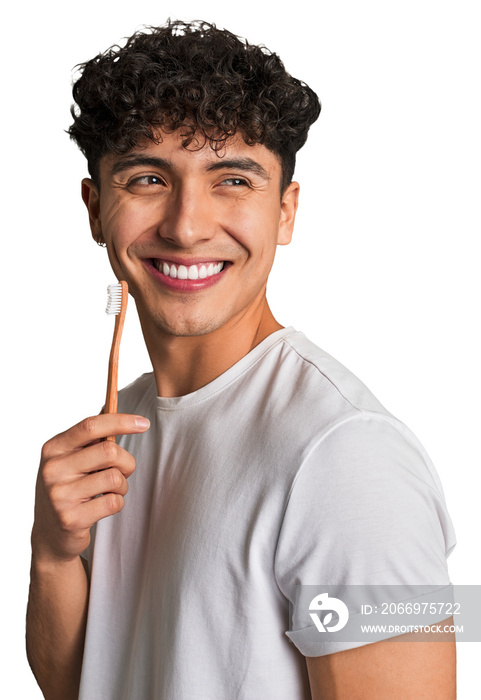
[101,201,156,249]
[224,202,281,257]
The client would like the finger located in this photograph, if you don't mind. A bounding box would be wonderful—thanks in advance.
[80,468,130,500]
[54,491,128,535]
[87,492,127,524]
[42,413,150,458]
[41,440,137,489]
[52,467,129,508]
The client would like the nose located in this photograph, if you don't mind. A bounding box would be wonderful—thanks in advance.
[157,183,215,248]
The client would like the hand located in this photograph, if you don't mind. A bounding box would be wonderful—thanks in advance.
[32,413,150,565]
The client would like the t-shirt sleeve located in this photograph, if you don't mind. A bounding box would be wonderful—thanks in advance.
[274,412,456,656]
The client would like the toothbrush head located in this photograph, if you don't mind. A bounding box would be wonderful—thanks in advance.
[106,281,128,315]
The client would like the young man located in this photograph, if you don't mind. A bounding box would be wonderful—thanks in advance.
[27,21,456,699]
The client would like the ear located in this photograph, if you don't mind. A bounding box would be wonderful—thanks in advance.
[277,181,299,246]
[81,178,104,245]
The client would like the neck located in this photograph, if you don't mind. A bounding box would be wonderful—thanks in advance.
[138,297,283,398]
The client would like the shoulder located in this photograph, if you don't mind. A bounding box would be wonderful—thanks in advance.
[276,331,448,496]
[277,330,391,416]
[259,330,398,453]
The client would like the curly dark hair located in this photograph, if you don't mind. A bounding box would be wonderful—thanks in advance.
[68,20,321,191]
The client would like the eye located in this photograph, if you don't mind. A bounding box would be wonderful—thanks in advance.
[220,177,250,187]
[127,174,166,190]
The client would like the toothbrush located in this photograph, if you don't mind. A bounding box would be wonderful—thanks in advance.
[105,281,128,442]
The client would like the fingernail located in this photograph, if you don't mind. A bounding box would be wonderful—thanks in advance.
[134,416,150,429]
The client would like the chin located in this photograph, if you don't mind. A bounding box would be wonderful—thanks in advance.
[154,313,227,338]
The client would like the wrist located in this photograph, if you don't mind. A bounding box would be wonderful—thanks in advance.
[30,550,85,579]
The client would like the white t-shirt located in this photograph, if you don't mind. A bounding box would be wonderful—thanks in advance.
[79,328,455,699]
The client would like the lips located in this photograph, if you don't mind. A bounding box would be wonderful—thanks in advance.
[153,259,225,280]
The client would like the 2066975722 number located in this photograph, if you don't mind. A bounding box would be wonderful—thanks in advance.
[380,601,461,615]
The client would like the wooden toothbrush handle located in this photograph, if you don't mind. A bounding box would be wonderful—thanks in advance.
[105,281,128,442]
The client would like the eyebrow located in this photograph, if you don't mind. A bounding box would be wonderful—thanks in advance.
[110,154,271,181]
[110,155,173,176]
[205,158,271,181]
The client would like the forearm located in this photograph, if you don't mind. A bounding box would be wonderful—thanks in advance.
[26,554,89,700]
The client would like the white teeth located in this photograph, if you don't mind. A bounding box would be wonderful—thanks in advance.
[155,260,225,280]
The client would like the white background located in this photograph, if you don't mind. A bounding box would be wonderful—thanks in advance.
[1,0,479,696]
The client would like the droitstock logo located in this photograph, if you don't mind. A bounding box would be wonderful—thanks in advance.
[309,593,350,633]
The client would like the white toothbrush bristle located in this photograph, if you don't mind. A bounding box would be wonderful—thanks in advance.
[106,283,123,314]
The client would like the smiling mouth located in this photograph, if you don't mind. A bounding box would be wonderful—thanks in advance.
[152,259,226,280]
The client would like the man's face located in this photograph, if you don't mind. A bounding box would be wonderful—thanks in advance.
[83,130,298,338]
